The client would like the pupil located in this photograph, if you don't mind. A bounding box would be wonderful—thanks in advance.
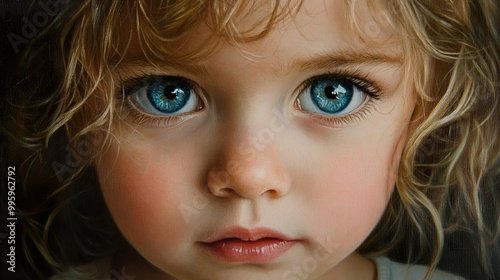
[324,86,338,99]
[163,85,179,100]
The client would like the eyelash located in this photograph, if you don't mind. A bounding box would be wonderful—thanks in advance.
[295,70,382,127]
[118,71,383,127]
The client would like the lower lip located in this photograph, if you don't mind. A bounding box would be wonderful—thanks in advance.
[200,238,297,263]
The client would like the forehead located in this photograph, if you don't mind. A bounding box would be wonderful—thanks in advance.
[114,0,402,71]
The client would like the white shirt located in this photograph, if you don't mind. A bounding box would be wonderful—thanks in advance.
[375,257,466,280]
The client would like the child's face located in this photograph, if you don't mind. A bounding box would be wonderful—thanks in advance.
[96,0,414,279]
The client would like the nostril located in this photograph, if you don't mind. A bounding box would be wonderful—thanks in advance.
[211,187,236,197]
[264,189,281,199]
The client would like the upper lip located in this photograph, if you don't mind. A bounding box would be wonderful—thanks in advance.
[200,227,294,243]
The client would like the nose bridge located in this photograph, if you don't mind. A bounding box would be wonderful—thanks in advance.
[207,111,291,199]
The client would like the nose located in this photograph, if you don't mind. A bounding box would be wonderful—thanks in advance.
[207,129,291,200]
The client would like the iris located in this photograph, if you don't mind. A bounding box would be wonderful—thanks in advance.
[147,77,192,113]
[310,77,353,114]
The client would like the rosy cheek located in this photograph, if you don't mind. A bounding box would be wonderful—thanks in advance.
[301,135,401,247]
[96,142,189,254]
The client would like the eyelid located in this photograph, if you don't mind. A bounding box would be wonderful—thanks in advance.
[297,70,382,100]
[122,75,198,97]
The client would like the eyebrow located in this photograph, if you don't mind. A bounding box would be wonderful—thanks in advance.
[291,48,403,73]
[114,48,402,77]
[112,58,211,77]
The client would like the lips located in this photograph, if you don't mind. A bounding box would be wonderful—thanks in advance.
[198,227,298,263]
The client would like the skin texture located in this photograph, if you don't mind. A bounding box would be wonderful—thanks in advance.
[95,0,415,279]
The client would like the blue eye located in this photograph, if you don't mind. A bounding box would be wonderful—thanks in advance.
[128,76,201,115]
[298,76,367,115]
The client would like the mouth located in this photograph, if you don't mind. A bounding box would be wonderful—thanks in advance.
[198,227,298,263]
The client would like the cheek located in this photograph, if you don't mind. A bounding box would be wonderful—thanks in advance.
[301,128,405,246]
[95,140,194,259]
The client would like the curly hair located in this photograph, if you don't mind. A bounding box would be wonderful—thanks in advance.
[1,0,498,279]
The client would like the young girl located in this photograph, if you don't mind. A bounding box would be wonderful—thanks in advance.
[2,0,499,279]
